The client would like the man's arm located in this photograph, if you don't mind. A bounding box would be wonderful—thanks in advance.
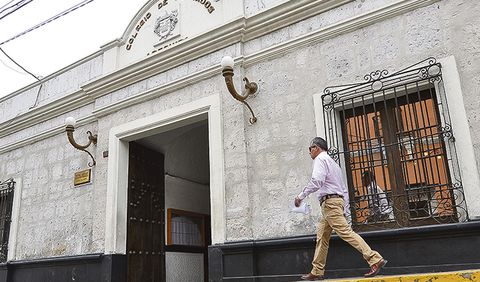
[295,158,327,206]
[298,178,322,200]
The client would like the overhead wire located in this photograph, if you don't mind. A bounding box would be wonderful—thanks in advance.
[0,0,39,100]
[0,46,43,109]
[0,0,94,46]
[0,0,33,20]
[0,47,39,80]
[0,0,15,11]
[0,56,29,74]
[0,0,96,108]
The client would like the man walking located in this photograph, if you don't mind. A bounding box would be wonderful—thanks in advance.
[295,137,387,280]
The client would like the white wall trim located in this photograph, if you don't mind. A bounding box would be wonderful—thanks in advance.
[0,115,97,155]
[82,18,246,99]
[0,0,439,153]
[85,0,439,98]
[7,178,22,261]
[243,0,351,41]
[313,94,326,139]
[313,93,348,185]
[84,0,352,98]
[92,65,219,118]
[0,91,93,139]
[0,52,103,104]
[105,94,225,254]
[244,0,440,67]
[439,56,480,218]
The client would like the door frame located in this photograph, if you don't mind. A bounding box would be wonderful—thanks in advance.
[104,94,225,254]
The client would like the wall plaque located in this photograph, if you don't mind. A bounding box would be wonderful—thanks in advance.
[74,169,91,186]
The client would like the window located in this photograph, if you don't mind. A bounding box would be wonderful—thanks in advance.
[0,179,14,262]
[321,58,468,231]
[167,209,207,247]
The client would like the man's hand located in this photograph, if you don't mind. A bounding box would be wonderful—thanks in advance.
[294,196,302,207]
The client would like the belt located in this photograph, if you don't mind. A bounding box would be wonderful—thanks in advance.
[320,194,343,204]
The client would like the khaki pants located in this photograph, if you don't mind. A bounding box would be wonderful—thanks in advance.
[311,198,383,276]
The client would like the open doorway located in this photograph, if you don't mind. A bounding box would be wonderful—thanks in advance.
[126,119,210,282]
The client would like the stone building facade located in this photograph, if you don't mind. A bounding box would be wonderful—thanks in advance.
[0,0,479,281]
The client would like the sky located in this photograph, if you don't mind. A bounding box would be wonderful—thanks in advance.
[0,0,147,98]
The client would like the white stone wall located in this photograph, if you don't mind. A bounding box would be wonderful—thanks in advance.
[0,0,479,260]
[0,122,102,259]
[240,0,480,240]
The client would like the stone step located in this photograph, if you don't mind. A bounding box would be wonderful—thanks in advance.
[295,269,480,281]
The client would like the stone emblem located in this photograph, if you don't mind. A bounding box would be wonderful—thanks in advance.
[154,9,179,42]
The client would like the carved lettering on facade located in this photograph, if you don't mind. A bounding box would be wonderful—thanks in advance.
[158,0,169,9]
[193,0,216,13]
[126,0,217,51]
[126,0,170,51]
[126,12,152,50]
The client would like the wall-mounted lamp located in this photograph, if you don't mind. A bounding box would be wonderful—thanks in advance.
[65,116,98,167]
[221,56,259,124]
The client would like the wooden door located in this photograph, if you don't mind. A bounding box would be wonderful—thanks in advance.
[127,142,165,282]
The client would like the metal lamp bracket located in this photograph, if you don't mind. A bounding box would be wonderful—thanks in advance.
[66,125,98,167]
[221,66,259,124]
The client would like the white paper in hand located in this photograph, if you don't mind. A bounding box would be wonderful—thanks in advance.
[291,201,311,215]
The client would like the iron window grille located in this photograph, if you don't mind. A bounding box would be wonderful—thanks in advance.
[0,178,14,262]
[321,58,468,231]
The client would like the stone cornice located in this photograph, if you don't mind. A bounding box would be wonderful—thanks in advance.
[244,0,440,67]
[0,90,93,139]
[82,17,246,99]
[0,51,102,104]
[82,0,353,99]
[0,0,440,152]
[243,0,351,41]
[91,65,220,118]
[0,115,96,155]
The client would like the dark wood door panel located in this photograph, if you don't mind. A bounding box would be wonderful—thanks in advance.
[127,142,165,282]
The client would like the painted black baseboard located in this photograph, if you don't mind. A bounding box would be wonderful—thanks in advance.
[1,222,479,282]
[208,221,480,282]
[0,253,126,282]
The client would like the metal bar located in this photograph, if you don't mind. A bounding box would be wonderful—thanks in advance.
[410,83,430,218]
[416,83,436,216]
[322,58,467,230]
[0,179,14,262]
